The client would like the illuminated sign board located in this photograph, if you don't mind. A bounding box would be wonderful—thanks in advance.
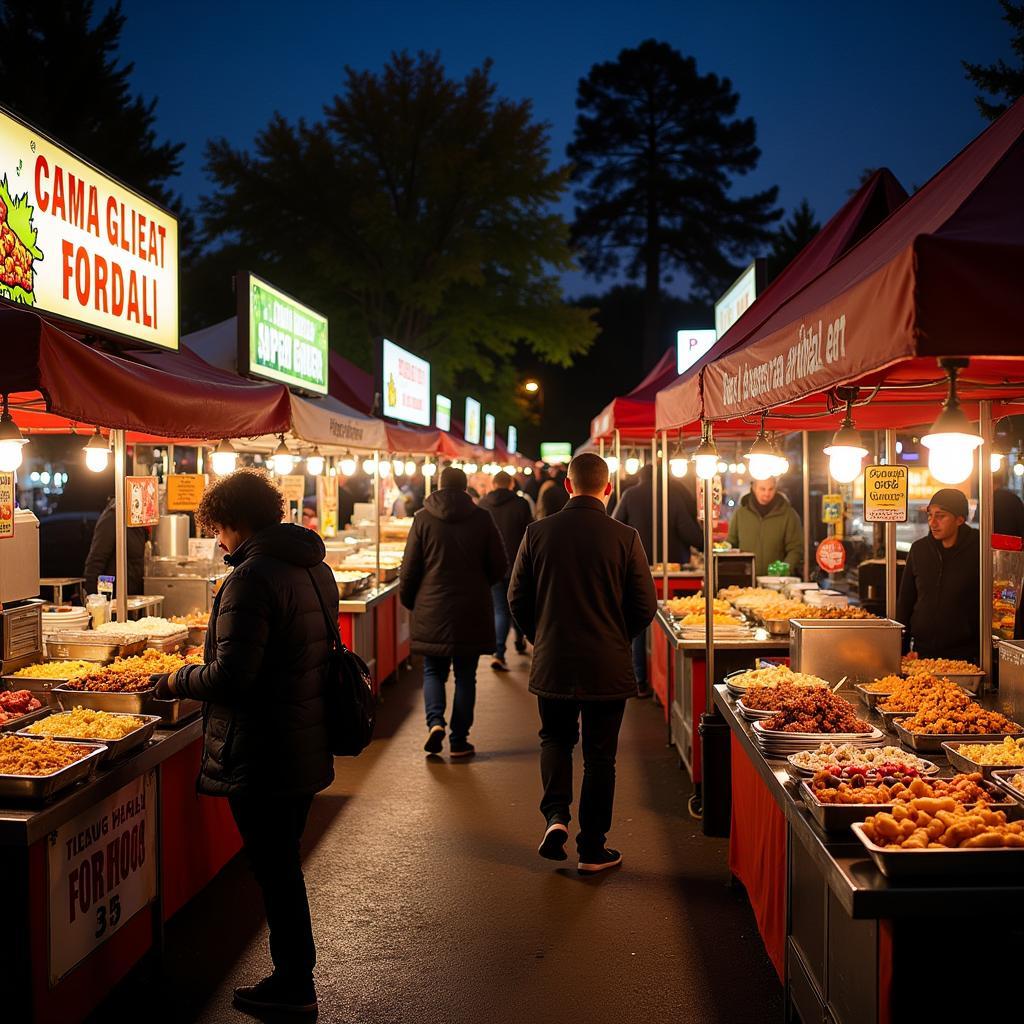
[0,106,179,349]
[484,414,496,450]
[435,394,452,431]
[540,442,572,465]
[507,425,518,454]
[381,337,430,425]
[464,397,481,444]
[676,328,717,374]
[237,272,328,394]
[714,260,764,338]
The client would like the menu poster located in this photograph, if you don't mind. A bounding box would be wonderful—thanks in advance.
[125,476,159,527]
[278,475,306,503]
[0,471,14,538]
[166,473,206,512]
[863,465,908,523]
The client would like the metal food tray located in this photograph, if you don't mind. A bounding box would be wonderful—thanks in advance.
[186,625,208,647]
[735,699,775,721]
[851,821,1024,878]
[145,631,189,653]
[904,669,985,694]
[17,712,161,762]
[0,706,51,732]
[752,721,884,743]
[786,752,940,777]
[763,618,792,638]
[942,741,1024,778]
[0,738,106,801]
[3,671,85,700]
[44,636,147,664]
[990,769,1024,806]
[878,708,916,733]
[52,684,156,715]
[893,718,1022,753]
[854,683,894,710]
[151,697,202,726]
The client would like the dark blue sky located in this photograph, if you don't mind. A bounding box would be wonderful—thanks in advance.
[117,0,1011,297]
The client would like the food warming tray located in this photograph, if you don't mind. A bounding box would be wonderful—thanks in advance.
[52,684,157,715]
[893,718,1021,753]
[0,706,51,732]
[904,670,986,694]
[877,708,915,733]
[989,769,1024,806]
[151,697,202,725]
[752,721,885,744]
[17,712,161,762]
[763,618,792,638]
[144,631,188,654]
[854,683,895,710]
[786,752,940,777]
[3,671,81,700]
[735,699,775,721]
[0,738,106,801]
[942,741,1024,778]
[851,821,1024,878]
[44,635,147,664]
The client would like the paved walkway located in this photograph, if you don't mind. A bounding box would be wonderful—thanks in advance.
[93,654,782,1023]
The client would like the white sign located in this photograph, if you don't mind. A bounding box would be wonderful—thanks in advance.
[464,397,481,444]
[188,537,218,560]
[484,414,496,450]
[49,771,157,983]
[676,328,717,374]
[715,262,759,338]
[435,394,451,431]
[0,106,179,349]
[382,338,430,426]
[507,425,518,454]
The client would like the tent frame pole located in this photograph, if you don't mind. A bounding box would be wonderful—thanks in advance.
[661,430,670,600]
[374,450,381,588]
[113,429,128,623]
[651,436,658,568]
[802,432,811,581]
[614,430,621,503]
[885,430,897,620]
[980,402,994,688]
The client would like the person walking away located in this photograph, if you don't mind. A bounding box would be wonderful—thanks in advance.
[726,476,804,577]
[479,471,533,669]
[613,463,703,697]
[154,470,336,1015]
[509,453,657,874]
[896,488,980,662]
[400,466,507,758]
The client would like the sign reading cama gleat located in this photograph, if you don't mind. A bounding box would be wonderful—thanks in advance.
[237,272,328,395]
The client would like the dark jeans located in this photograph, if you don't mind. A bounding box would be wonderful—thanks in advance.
[423,654,478,741]
[229,792,316,982]
[491,579,523,659]
[631,631,648,686]
[538,697,627,856]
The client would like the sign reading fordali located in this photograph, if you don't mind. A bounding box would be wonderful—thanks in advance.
[0,106,179,349]
[237,272,328,394]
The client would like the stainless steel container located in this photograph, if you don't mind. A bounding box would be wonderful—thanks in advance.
[789,618,903,684]
[998,640,1024,723]
[155,514,190,557]
[0,510,41,603]
[142,575,220,617]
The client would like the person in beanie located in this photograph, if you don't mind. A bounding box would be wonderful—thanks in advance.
[725,476,803,576]
[508,453,657,874]
[896,488,980,662]
[480,471,533,669]
[153,469,336,1015]
[400,466,507,758]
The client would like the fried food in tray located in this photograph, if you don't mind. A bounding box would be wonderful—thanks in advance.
[954,736,1024,766]
[862,674,906,693]
[0,735,96,776]
[727,666,828,691]
[13,660,94,680]
[860,798,1024,848]
[902,656,982,676]
[679,611,742,626]
[62,649,202,693]
[740,682,832,712]
[761,687,872,734]
[789,743,935,774]
[169,611,210,627]
[664,595,733,617]
[877,675,967,713]
[23,707,146,741]
[898,692,1022,736]
[810,770,993,806]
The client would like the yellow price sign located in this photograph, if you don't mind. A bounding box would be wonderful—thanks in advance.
[166,474,206,512]
[822,493,844,525]
[864,465,908,523]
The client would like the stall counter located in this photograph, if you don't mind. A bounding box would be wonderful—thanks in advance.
[336,580,403,692]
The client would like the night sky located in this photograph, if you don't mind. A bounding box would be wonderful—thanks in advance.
[117,0,1011,298]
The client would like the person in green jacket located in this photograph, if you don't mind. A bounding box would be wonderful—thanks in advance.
[726,477,804,577]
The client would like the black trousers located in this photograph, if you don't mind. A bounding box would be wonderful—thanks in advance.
[229,792,316,981]
[537,697,627,856]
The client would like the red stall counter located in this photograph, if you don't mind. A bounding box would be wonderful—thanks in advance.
[337,580,402,693]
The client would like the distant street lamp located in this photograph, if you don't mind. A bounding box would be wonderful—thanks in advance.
[524,379,540,393]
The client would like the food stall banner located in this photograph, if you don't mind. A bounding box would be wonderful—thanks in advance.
[655,169,908,431]
[0,471,13,538]
[698,98,1024,424]
[464,398,481,444]
[484,414,496,450]
[126,476,159,526]
[1,307,291,440]
[0,106,178,350]
[381,338,430,426]
[507,425,518,454]
[237,273,328,395]
[435,394,452,431]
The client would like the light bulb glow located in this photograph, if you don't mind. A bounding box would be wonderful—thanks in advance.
[503,465,516,475]
[694,454,718,480]
[922,431,982,485]
[991,453,1005,473]
[210,450,238,475]
[271,452,295,475]
[463,463,478,475]
[340,456,357,476]
[524,467,533,476]
[362,458,377,475]
[669,457,687,478]
[624,456,640,475]
[747,453,778,481]
[84,446,109,473]
[379,460,391,478]
[1015,460,1024,478]
[391,458,404,477]
[826,447,867,484]
[306,453,325,476]
[0,441,24,472]
[422,461,437,477]
[604,456,619,474]
[716,460,729,474]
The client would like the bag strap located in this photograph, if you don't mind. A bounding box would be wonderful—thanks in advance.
[306,567,343,654]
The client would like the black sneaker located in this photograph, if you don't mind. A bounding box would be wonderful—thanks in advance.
[450,739,476,758]
[538,822,569,860]
[491,656,510,672]
[515,639,527,655]
[636,686,653,700]
[578,848,623,875]
[233,974,317,1014]
[424,725,445,754]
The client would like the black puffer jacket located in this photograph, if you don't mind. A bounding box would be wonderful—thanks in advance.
[399,487,507,657]
[479,487,533,574]
[896,524,980,660]
[173,524,336,798]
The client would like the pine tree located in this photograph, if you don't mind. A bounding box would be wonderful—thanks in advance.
[963,1,1024,120]
[768,200,820,281]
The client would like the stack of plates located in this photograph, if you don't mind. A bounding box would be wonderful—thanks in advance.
[751,721,885,757]
[735,699,775,722]
[678,621,751,640]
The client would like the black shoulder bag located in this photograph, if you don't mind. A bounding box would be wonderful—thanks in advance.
[307,568,376,757]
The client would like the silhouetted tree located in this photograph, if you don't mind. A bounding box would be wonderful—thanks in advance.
[768,199,820,281]
[568,39,779,370]
[963,1,1024,120]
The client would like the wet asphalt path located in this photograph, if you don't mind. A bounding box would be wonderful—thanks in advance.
[92,653,782,1023]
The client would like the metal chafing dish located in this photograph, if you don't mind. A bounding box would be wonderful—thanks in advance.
[43,631,147,664]
[0,737,106,801]
[0,706,51,731]
[151,697,202,726]
[52,683,157,715]
[17,712,161,762]
[942,740,1024,777]
[894,718,1021,753]
[990,769,1024,806]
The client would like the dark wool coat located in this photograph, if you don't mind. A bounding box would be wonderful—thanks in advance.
[479,487,533,575]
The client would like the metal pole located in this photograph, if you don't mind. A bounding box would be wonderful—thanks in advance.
[980,402,994,685]
[112,429,129,622]
[802,431,811,581]
[374,450,381,589]
[196,445,204,475]
[614,429,621,503]
[661,430,669,599]
[703,473,715,708]
[884,429,897,620]
[424,456,432,497]
[651,436,658,568]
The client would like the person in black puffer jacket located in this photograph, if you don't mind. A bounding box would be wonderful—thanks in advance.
[479,472,533,669]
[400,466,507,758]
[158,469,335,1015]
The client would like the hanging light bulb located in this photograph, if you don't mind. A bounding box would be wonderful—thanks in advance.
[339,451,357,477]
[209,438,238,476]
[83,428,110,474]
[822,387,869,484]
[422,459,437,478]
[692,422,720,481]
[503,464,516,475]
[744,416,778,481]
[405,460,416,476]
[391,458,404,477]
[270,435,295,475]
[524,466,533,476]
[605,455,619,474]
[667,434,687,477]
[463,462,478,475]
[716,460,729,475]
[921,359,982,485]
[362,457,377,476]
[0,398,29,473]
[990,437,1008,474]
[624,448,641,476]
[379,460,392,478]
[305,448,325,477]
[1014,447,1024,478]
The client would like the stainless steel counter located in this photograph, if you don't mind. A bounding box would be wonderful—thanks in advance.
[654,607,790,652]
[337,579,400,614]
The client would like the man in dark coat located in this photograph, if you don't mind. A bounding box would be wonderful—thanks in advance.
[612,463,703,697]
[158,470,335,1015]
[82,497,147,595]
[896,488,980,662]
[480,471,533,669]
[400,466,507,758]
[509,453,658,874]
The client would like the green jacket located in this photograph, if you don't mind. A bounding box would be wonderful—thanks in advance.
[726,491,804,577]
